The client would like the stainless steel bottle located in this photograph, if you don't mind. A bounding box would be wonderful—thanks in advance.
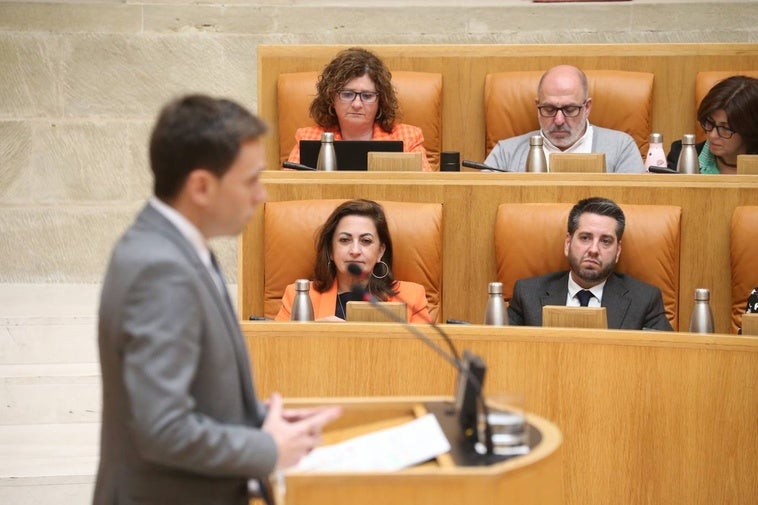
[484,282,508,326]
[688,288,714,333]
[291,279,314,321]
[316,132,337,171]
[676,134,699,174]
[525,135,547,173]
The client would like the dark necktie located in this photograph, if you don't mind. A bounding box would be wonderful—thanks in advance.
[576,289,594,307]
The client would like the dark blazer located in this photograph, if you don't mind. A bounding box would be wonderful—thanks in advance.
[94,204,277,505]
[507,271,673,331]
[666,140,706,170]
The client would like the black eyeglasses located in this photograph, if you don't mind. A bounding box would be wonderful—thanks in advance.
[700,118,736,139]
[337,89,379,104]
[537,102,587,118]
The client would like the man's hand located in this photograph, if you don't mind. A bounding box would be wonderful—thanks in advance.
[261,393,342,470]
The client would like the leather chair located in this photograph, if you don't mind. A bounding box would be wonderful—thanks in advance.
[277,71,443,170]
[484,70,654,158]
[494,203,681,329]
[730,206,758,333]
[262,199,443,322]
[694,71,758,143]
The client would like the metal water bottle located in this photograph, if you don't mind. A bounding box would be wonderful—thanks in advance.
[525,135,547,173]
[644,133,667,171]
[291,279,314,321]
[689,288,714,334]
[676,134,699,174]
[316,132,337,171]
[484,282,508,326]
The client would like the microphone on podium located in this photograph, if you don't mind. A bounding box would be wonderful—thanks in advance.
[282,161,317,171]
[346,263,495,456]
[462,160,509,173]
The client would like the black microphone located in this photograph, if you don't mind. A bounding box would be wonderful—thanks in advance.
[345,263,495,456]
[282,161,317,171]
[648,165,679,174]
[462,160,510,173]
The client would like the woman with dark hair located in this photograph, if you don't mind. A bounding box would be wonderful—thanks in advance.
[667,75,758,173]
[275,199,430,322]
[286,47,431,170]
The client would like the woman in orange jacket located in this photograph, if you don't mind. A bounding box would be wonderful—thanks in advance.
[275,199,430,323]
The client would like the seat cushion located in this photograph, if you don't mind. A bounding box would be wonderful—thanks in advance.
[730,206,758,333]
[495,202,681,329]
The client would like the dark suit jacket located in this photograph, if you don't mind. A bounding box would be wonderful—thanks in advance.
[94,204,277,505]
[507,271,673,331]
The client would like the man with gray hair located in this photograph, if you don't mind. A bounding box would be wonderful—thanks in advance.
[485,65,644,173]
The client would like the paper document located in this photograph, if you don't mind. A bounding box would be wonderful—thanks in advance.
[292,413,451,472]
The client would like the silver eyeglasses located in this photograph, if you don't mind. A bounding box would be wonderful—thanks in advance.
[700,118,736,139]
[537,101,587,118]
[337,89,379,104]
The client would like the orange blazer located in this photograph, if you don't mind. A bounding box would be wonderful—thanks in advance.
[275,279,430,323]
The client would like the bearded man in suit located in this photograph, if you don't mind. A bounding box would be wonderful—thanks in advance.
[507,197,673,331]
[94,95,340,505]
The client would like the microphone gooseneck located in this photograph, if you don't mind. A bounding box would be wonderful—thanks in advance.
[282,161,318,171]
[345,262,494,455]
[462,160,509,173]
[346,263,461,362]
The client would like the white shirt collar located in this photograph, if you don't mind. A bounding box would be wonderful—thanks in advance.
[566,272,606,308]
[541,121,594,169]
[148,197,213,270]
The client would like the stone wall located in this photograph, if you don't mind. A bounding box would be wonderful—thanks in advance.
[1,0,756,282]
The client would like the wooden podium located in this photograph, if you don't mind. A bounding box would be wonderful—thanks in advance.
[272,397,563,505]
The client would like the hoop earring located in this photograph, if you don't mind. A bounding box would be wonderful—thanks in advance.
[376,109,383,120]
[372,260,389,279]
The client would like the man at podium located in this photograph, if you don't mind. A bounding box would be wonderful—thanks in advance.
[94,95,340,505]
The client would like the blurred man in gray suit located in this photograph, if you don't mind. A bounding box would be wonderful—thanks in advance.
[507,197,673,331]
[95,95,341,505]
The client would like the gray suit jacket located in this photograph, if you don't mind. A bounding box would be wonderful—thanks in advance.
[94,204,277,505]
[507,271,673,331]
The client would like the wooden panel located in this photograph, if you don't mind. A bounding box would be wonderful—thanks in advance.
[258,44,758,173]
[737,154,758,175]
[549,153,606,173]
[239,172,758,334]
[542,306,607,328]
[742,313,758,336]
[242,322,758,505]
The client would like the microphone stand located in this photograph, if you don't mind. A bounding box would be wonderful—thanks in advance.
[347,268,494,456]
[282,161,317,171]
[462,160,510,173]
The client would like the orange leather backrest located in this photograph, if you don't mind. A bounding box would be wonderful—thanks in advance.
[694,71,758,143]
[730,206,758,333]
[494,203,681,329]
[262,199,443,322]
[277,71,443,170]
[484,70,654,158]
